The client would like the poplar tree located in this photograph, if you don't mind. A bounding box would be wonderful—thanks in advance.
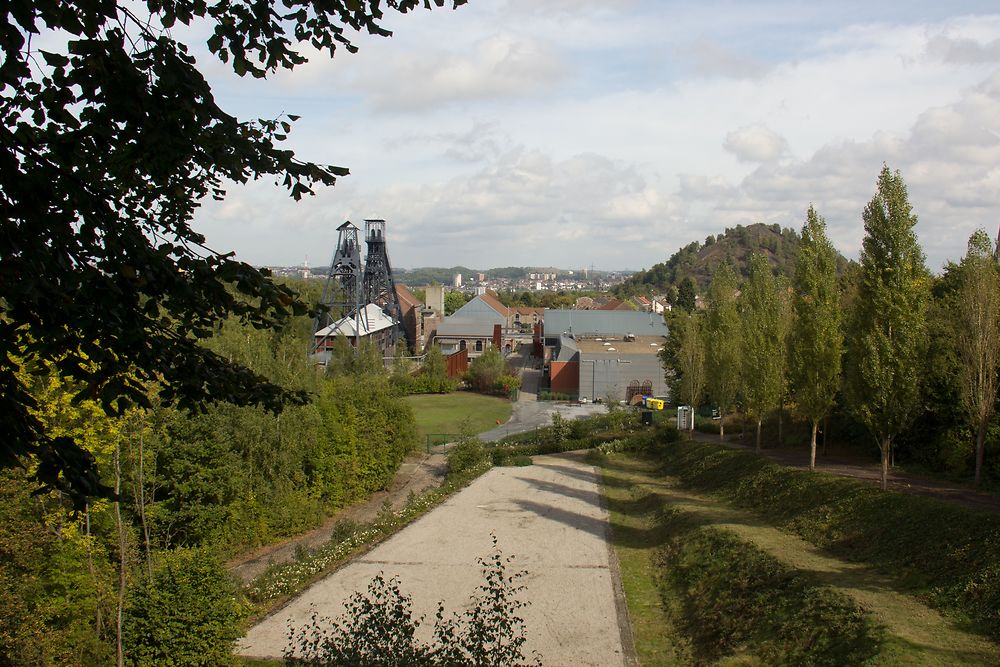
[705,263,742,440]
[955,230,1000,486]
[790,206,843,470]
[846,166,930,491]
[740,252,785,453]
[677,277,698,313]
[674,313,706,434]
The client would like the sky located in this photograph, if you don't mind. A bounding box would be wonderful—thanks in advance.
[188,1,1000,273]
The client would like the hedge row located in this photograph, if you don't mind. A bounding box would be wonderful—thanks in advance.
[655,510,883,666]
[653,439,1000,641]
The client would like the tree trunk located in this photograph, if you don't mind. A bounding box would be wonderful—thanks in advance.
[84,503,103,635]
[137,428,152,577]
[809,420,818,471]
[115,446,126,667]
[880,439,889,491]
[975,420,987,487]
[719,407,725,441]
[777,403,783,447]
[755,418,762,454]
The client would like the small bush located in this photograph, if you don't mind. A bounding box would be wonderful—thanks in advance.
[447,436,488,478]
[286,536,540,667]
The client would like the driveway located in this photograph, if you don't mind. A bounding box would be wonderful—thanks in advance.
[238,452,633,667]
[479,350,609,443]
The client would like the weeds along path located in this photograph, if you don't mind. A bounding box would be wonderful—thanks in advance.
[602,455,1000,667]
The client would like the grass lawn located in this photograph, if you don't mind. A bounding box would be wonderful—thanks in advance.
[403,392,512,443]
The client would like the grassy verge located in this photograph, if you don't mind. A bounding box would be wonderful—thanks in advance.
[403,392,512,441]
[600,464,690,665]
[655,439,1000,642]
[600,453,884,667]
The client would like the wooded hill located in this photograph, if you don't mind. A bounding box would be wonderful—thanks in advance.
[618,223,850,296]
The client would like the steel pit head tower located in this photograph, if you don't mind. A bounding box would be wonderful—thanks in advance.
[361,219,406,349]
[314,221,362,353]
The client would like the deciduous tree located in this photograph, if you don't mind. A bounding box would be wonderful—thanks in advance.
[705,263,742,441]
[790,206,843,470]
[845,166,930,490]
[740,253,785,453]
[1,0,464,504]
[955,229,1000,486]
[661,311,705,434]
[677,277,697,313]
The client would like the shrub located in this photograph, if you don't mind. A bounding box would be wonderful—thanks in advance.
[123,548,246,666]
[655,439,1000,641]
[657,523,883,667]
[286,536,540,667]
[447,436,489,479]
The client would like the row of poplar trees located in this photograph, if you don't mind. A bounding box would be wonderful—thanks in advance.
[666,166,1000,490]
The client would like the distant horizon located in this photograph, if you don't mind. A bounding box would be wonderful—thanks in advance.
[189,2,1000,274]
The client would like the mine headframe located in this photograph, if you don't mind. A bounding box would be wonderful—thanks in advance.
[361,219,407,349]
[313,221,362,353]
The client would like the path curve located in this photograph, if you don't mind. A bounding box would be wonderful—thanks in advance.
[238,452,633,667]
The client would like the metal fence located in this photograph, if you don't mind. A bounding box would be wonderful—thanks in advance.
[425,433,460,453]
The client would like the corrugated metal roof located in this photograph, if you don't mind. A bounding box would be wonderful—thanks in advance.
[436,317,497,337]
[543,309,668,337]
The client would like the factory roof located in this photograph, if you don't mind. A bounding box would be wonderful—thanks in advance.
[543,309,668,338]
[576,336,666,355]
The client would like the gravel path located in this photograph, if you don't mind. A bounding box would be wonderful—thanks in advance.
[238,452,634,667]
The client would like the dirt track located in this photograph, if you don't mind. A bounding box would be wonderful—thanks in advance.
[690,430,1000,514]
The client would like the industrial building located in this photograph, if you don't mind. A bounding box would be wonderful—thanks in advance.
[542,309,669,402]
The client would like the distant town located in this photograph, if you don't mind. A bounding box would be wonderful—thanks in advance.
[264,262,635,294]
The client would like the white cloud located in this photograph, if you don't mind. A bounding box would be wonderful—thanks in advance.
[192,6,1000,274]
[339,33,568,112]
[723,125,790,162]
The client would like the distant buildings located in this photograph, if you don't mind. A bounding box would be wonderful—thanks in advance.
[542,309,669,402]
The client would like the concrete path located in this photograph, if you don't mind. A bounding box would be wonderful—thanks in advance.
[238,453,632,667]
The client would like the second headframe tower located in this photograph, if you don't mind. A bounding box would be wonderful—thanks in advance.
[361,219,408,349]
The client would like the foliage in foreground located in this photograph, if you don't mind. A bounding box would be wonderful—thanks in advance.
[123,549,246,667]
[285,537,540,667]
[654,438,1000,640]
[655,514,883,667]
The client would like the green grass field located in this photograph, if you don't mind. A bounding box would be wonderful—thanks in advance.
[403,392,512,443]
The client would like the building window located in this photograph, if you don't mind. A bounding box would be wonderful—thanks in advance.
[460,340,467,351]
[475,340,483,352]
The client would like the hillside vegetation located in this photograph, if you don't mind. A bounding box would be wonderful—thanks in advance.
[618,222,849,296]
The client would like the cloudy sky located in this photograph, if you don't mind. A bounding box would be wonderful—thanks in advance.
[191,1,1000,273]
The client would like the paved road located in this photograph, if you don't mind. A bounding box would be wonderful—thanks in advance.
[479,350,608,443]
[238,452,632,667]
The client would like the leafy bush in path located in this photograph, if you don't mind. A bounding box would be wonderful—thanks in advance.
[285,536,540,667]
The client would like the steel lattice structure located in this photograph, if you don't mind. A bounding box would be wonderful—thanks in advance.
[361,219,406,349]
[313,221,362,352]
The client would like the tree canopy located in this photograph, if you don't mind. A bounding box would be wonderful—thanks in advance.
[790,206,843,469]
[845,166,929,490]
[1,0,464,504]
